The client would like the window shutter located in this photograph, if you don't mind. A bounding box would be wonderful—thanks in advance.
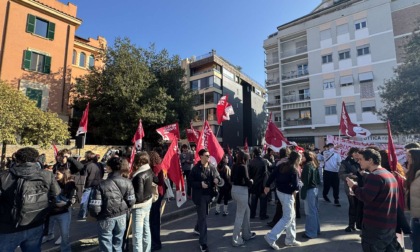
[26,14,35,33]
[43,56,51,74]
[26,88,43,108]
[23,50,32,69]
[47,22,55,40]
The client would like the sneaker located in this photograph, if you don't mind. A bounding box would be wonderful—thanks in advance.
[215,210,220,215]
[200,244,208,252]
[232,241,245,247]
[334,200,341,207]
[323,196,331,203]
[285,240,302,247]
[345,226,355,232]
[42,234,54,244]
[244,232,257,241]
[223,211,228,216]
[54,236,62,245]
[264,235,280,250]
[193,229,200,235]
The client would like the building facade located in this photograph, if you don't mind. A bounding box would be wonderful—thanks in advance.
[264,0,420,147]
[0,0,105,121]
[182,50,267,148]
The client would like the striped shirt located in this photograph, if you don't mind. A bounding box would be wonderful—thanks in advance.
[352,167,398,229]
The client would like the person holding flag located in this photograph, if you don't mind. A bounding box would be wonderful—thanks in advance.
[189,149,222,252]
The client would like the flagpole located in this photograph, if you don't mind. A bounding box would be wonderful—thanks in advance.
[216,124,221,138]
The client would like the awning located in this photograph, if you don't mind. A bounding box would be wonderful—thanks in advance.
[340,75,353,85]
[359,71,374,82]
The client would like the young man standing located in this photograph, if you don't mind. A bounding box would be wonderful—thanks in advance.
[323,143,342,206]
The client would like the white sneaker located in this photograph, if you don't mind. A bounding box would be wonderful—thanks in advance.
[55,236,62,245]
[285,240,301,246]
[42,235,54,244]
[264,235,280,250]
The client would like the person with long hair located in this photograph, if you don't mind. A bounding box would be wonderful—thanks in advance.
[230,150,255,246]
[215,154,232,216]
[300,151,321,239]
[405,148,420,252]
[148,151,165,251]
[263,151,302,249]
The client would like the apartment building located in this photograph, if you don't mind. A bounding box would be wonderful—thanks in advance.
[0,0,105,122]
[182,50,267,148]
[264,0,420,147]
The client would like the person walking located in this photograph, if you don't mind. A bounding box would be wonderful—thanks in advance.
[323,143,342,206]
[249,147,271,220]
[231,150,256,246]
[263,151,302,250]
[89,157,135,252]
[405,148,420,252]
[189,149,221,252]
[215,154,232,216]
[180,144,194,197]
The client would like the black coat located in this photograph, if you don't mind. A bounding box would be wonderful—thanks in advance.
[132,166,157,204]
[189,162,220,206]
[249,157,270,195]
[81,161,102,189]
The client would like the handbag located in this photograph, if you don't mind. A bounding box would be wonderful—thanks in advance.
[163,178,174,199]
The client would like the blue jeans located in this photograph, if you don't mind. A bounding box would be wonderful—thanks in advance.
[266,190,296,245]
[0,225,43,252]
[78,187,92,219]
[132,201,152,252]
[303,187,320,238]
[97,214,127,252]
[231,185,252,245]
[48,210,72,252]
[411,218,420,252]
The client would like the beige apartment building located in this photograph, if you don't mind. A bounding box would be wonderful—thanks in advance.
[0,0,105,122]
[264,0,420,147]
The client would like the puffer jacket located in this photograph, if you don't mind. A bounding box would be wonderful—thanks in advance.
[89,172,135,220]
[0,163,60,233]
[132,164,157,207]
[410,170,420,218]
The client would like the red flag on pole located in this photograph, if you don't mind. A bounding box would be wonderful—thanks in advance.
[76,102,89,136]
[130,119,145,172]
[186,123,199,144]
[387,120,397,172]
[52,144,59,159]
[339,102,371,138]
[264,118,291,152]
[156,123,180,141]
[195,121,224,166]
[216,95,234,124]
[244,137,249,153]
[161,138,186,207]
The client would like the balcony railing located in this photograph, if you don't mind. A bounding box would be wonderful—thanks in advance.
[281,45,308,58]
[267,99,281,106]
[284,118,312,126]
[265,78,280,86]
[283,93,310,103]
[282,69,309,80]
[265,58,279,66]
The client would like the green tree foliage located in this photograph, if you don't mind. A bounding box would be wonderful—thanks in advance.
[379,27,420,134]
[0,81,69,147]
[72,38,195,145]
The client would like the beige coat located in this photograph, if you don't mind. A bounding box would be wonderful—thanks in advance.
[410,170,420,218]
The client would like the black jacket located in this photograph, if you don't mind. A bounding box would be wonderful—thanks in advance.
[53,157,84,175]
[231,164,253,187]
[189,162,220,206]
[132,165,157,204]
[90,172,135,220]
[249,157,271,194]
[50,180,77,216]
[81,161,102,189]
[0,163,60,233]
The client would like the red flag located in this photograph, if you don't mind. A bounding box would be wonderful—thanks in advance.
[264,118,291,152]
[216,95,235,124]
[387,120,397,172]
[339,101,357,137]
[195,121,225,166]
[76,102,89,136]
[131,119,145,150]
[161,138,186,207]
[244,137,249,153]
[156,123,180,141]
[52,144,59,159]
[186,123,199,143]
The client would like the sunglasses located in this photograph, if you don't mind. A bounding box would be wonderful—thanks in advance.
[203,155,210,158]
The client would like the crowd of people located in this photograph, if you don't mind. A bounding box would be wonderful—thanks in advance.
[0,141,419,252]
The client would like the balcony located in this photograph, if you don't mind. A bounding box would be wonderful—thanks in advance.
[284,118,312,127]
[282,69,309,80]
[266,99,281,107]
[283,93,310,103]
[265,58,279,66]
[281,45,308,58]
[265,78,280,87]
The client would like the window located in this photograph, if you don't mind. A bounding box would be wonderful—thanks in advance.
[26,88,42,108]
[346,103,356,113]
[360,82,375,98]
[274,113,281,122]
[23,50,51,74]
[325,105,337,115]
[339,50,350,60]
[340,75,353,86]
[362,100,376,112]
[320,29,331,40]
[72,50,77,65]
[355,20,367,30]
[322,54,333,64]
[323,80,335,89]
[300,109,311,119]
[357,46,370,56]
[274,95,280,104]
[337,24,349,35]
[26,14,55,40]
[88,55,95,69]
[190,80,199,90]
[297,64,308,76]
[79,52,86,67]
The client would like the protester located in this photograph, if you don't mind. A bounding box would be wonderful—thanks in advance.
[54,149,83,174]
[42,166,77,251]
[323,143,342,206]
[405,148,420,252]
[300,151,321,239]
[0,147,60,252]
[346,149,400,251]
[264,151,302,250]
[215,154,232,216]
[180,144,194,197]
[189,149,221,252]
[230,150,255,246]
[148,151,165,251]
[249,147,271,220]
[339,147,362,232]
[132,152,158,252]
[89,157,135,252]
[264,148,276,165]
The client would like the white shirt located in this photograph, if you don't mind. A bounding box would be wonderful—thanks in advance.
[323,148,341,172]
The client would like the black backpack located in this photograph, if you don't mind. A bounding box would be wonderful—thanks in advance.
[11,173,50,227]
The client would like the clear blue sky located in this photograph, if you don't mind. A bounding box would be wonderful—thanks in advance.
[70,0,320,86]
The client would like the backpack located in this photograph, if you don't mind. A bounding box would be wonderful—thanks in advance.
[11,173,50,227]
